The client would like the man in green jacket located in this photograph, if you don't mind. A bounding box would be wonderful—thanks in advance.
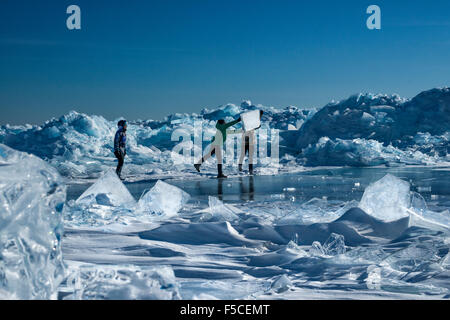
[194,117,241,178]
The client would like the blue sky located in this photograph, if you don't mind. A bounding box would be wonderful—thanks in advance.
[0,0,449,124]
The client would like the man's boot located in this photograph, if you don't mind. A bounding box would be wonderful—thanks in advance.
[217,164,227,179]
[194,158,204,172]
[238,164,243,172]
[249,164,254,175]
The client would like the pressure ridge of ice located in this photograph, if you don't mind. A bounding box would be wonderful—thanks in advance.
[0,87,448,179]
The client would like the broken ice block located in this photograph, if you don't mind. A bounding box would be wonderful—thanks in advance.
[200,196,240,222]
[309,233,346,256]
[241,110,261,132]
[310,241,325,256]
[76,170,136,207]
[323,233,346,255]
[137,180,190,217]
[0,144,65,299]
[359,174,411,222]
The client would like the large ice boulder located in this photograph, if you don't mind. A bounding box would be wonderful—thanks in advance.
[0,144,66,299]
[76,170,136,207]
[137,180,190,217]
[359,174,411,222]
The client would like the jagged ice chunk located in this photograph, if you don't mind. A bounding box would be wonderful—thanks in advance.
[76,170,136,207]
[0,144,66,299]
[137,180,190,217]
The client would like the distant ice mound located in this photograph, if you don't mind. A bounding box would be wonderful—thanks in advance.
[359,174,411,222]
[137,180,190,217]
[76,170,136,207]
[296,87,450,166]
[0,144,66,299]
[302,137,436,167]
[63,264,180,300]
[296,88,450,149]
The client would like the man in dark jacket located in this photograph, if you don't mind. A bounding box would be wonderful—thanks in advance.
[114,120,127,180]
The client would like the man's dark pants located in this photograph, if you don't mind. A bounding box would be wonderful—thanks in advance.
[114,150,125,177]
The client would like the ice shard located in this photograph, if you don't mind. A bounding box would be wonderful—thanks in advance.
[322,233,346,255]
[0,144,66,299]
[310,233,346,256]
[270,275,292,293]
[199,196,240,222]
[137,180,190,217]
[76,170,136,207]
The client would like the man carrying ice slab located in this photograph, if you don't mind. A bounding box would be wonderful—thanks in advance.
[239,110,263,175]
[194,117,242,178]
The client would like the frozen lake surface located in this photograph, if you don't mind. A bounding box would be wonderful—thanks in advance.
[60,166,450,299]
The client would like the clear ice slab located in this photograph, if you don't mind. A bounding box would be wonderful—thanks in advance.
[241,110,261,132]
[137,180,190,217]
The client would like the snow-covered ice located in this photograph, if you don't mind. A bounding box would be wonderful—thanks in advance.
[59,166,450,300]
[0,87,449,300]
[61,263,180,300]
